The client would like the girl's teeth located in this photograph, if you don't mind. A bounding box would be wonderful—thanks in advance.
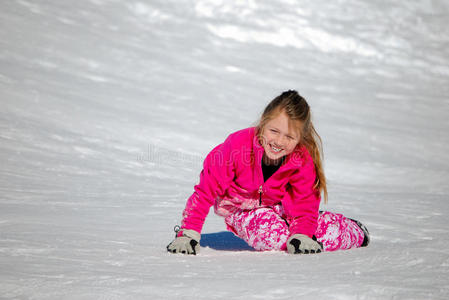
[272,145,281,152]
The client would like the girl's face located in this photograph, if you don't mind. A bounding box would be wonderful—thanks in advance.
[261,111,301,165]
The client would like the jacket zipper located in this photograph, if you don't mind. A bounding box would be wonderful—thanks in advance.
[258,185,263,206]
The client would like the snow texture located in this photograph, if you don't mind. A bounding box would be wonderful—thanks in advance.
[1,0,448,299]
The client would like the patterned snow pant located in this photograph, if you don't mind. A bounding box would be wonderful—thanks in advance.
[224,204,366,252]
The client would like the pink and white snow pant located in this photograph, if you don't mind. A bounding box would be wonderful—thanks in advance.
[224,205,365,252]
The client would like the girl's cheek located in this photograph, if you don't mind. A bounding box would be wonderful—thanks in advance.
[287,143,296,153]
[263,135,272,145]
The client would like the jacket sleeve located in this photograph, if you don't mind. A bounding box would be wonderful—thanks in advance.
[180,136,235,234]
[282,157,321,238]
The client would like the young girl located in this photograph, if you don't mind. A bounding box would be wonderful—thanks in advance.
[167,90,369,255]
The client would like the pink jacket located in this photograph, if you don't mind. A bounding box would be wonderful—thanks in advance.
[180,127,321,238]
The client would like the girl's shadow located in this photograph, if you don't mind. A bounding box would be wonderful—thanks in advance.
[201,231,255,251]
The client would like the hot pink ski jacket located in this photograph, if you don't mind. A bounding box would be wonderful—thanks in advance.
[180,127,321,238]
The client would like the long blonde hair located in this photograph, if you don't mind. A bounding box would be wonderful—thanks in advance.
[256,90,328,203]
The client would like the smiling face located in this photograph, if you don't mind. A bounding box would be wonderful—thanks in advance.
[261,110,301,165]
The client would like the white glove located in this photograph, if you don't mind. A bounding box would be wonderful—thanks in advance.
[287,234,323,254]
[167,229,201,255]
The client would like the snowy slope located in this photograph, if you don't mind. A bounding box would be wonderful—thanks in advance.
[1,0,448,299]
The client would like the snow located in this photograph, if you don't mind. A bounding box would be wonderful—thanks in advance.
[1,0,448,299]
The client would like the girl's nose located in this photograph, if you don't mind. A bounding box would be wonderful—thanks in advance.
[273,136,284,147]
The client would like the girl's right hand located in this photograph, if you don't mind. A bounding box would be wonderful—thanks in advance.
[166,229,201,255]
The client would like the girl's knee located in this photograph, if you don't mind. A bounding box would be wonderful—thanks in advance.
[225,207,289,251]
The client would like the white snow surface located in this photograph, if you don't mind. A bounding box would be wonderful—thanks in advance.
[1,0,449,299]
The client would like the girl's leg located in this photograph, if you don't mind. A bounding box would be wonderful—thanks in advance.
[225,206,368,252]
[315,211,366,251]
[224,205,289,251]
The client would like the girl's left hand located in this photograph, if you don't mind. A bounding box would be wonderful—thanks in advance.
[287,234,323,254]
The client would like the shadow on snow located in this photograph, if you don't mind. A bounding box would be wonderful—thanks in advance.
[201,231,255,251]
